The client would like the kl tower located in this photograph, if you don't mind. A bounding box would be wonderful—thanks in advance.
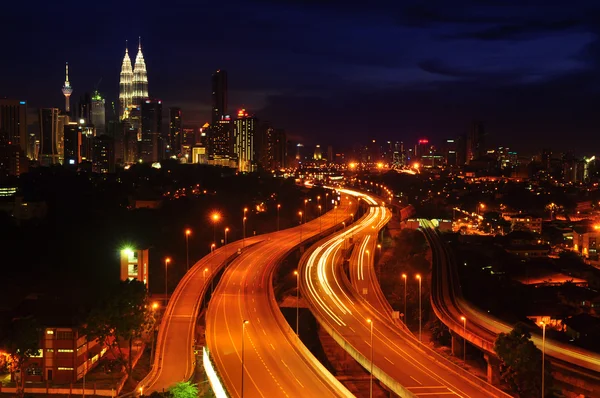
[62,62,73,113]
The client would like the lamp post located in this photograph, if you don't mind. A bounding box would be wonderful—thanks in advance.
[318,205,322,233]
[211,212,220,247]
[402,274,407,324]
[243,208,248,248]
[203,267,208,285]
[225,227,229,245]
[376,244,382,281]
[303,199,308,222]
[416,274,422,342]
[461,316,467,365]
[325,193,329,212]
[540,321,546,398]
[150,302,159,364]
[164,257,171,305]
[367,319,374,398]
[241,320,249,398]
[294,270,299,336]
[185,229,191,271]
[277,204,281,231]
[298,211,303,242]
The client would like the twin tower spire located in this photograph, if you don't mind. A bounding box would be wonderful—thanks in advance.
[119,37,148,120]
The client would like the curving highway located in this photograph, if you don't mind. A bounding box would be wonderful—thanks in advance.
[422,219,600,374]
[300,189,510,398]
[205,197,357,398]
[138,237,264,394]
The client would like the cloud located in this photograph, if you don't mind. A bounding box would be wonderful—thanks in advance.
[445,20,581,41]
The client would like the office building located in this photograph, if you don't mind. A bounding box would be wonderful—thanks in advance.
[119,45,133,120]
[91,90,106,136]
[313,145,322,160]
[93,135,114,173]
[233,109,256,172]
[211,70,227,124]
[0,99,28,155]
[132,39,149,108]
[78,92,91,122]
[467,121,485,164]
[61,63,73,114]
[445,139,457,166]
[140,99,162,163]
[63,122,81,167]
[39,108,60,165]
[208,116,233,163]
[169,107,182,155]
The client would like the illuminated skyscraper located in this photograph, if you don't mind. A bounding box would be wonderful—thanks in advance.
[140,99,162,163]
[119,44,133,120]
[0,99,27,153]
[169,107,182,155]
[132,38,149,108]
[211,70,227,124]
[233,109,256,172]
[61,62,73,114]
[91,90,106,136]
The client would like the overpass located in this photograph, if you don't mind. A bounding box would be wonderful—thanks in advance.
[421,219,600,390]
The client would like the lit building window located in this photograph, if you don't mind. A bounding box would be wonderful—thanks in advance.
[58,349,74,353]
[58,367,74,371]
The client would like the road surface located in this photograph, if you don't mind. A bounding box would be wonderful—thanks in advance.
[206,197,357,398]
[300,189,510,398]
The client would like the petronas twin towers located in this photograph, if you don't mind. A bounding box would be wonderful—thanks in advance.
[119,38,149,120]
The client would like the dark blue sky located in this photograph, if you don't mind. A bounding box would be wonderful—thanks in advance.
[2,0,600,154]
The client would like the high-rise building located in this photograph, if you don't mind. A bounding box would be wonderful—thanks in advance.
[91,91,106,136]
[211,70,227,124]
[39,108,60,165]
[273,129,287,169]
[93,135,114,173]
[64,122,82,167]
[61,62,73,114]
[140,99,162,163]
[445,139,457,166]
[467,121,485,164]
[169,107,182,155]
[233,109,256,172]
[0,99,27,154]
[208,116,232,162]
[78,92,91,122]
[119,44,134,120]
[132,39,149,108]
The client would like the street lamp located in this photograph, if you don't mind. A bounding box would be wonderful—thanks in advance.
[211,243,216,254]
[540,321,546,398]
[277,204,281,231]
[402,274,407,324]
[376,244,382,281]
[243,208,248,248]
[139,387,143,397]
[211,212,220,247]
[224,227,229,245]
[150,302,159,364]
[304,199,308,221]
[460,316,467,365]
[241,320,249,398]
[185,229,191,271]
[203,267,208,285]
[298,211,303,242]
[416,274,422,342]
[294,270,299,336]
[164,258,171,305]
[367,319,374,398]
[325,193,329,211]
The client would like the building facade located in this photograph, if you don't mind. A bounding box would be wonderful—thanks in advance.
[233,109,256,172]
[90,91,106,136]
[168,107,182,155]
[140,99,162,163]
[0,99,28,154]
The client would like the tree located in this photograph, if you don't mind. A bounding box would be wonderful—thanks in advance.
[84,279,154,375]
[169,381,199,398]
[494,323,552,397]
[0,317,41,397]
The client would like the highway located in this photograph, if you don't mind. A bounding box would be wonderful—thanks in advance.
[205,197,357,398]
[422,219,600,374]
[300,188,510,398]
[138,237,264,394]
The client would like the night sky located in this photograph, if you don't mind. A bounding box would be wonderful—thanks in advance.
[2,1,599,154]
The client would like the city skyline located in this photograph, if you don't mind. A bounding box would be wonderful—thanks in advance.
[1,1,599,154]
